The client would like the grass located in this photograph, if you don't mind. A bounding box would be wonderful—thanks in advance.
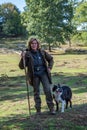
[0,37,26,49]
[0,38,87,130]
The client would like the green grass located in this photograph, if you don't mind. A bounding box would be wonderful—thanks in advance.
[52,54,87,74]
[0,40,87,130]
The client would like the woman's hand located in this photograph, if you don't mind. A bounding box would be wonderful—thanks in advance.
[21,51,26,58]
[48,67,51,72]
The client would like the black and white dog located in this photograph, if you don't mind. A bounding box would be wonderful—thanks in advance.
[52,84,72,113]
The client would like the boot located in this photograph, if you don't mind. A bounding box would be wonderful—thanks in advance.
[36,109,41,115]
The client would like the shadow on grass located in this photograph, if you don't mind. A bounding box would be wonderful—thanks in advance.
[52,72,87,92]
[0,104,87,130]
[0,72,87,102]
[0,75,34,102]
[0,93,27,102]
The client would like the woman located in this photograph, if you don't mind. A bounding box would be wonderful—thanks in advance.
[19,38,55,115]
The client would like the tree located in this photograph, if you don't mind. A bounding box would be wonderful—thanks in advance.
[0,3,24,36]
[23,0,74,51]
[72,0,87,45]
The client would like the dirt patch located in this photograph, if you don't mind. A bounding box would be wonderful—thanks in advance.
[0,48,21,54]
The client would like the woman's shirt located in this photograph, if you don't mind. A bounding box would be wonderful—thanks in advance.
[30,50,46,76]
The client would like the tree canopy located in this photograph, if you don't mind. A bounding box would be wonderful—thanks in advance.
[23,0,74,50]
[72,0,87,45]
[0,3,25,37]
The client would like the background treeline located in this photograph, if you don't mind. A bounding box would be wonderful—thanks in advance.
[0,0,87,48]
[0,3,26,37]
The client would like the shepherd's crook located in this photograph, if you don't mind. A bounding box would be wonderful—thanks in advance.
[22,50,31,116]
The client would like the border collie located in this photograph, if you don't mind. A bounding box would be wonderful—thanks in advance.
[52,84,72,113]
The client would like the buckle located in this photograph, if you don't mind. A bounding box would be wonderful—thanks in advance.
[37,67,40,71]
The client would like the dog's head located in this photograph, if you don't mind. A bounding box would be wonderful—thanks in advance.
[52,84,63,94]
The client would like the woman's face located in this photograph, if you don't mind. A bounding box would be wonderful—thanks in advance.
[30,40,38,51]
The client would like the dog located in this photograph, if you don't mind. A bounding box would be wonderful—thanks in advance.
[52,83,72,113]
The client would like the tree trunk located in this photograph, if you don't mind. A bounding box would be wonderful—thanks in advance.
[68,39,72,47]
[68,36,72,47]
[48,43,51,52]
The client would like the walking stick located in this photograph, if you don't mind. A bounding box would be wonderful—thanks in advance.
[22,50,31,116]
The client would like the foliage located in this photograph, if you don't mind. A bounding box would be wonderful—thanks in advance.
[72,1,87,45]
[0,3,25,37]
[23,0,74,50]
[74,1,87,29]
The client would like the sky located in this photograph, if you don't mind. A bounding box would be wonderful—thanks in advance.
[0,0,26,12]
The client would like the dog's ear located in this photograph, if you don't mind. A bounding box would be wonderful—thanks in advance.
[52,85,57,92]
[58,83,61,88]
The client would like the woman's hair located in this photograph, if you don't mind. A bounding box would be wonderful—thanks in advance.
[27,38,40,50]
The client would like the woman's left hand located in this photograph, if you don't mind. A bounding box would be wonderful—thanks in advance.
[48,67,51,72]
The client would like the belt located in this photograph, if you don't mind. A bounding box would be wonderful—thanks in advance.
[34,67,40,71]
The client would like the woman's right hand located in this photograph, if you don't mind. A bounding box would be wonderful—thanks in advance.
[21,51,26,58]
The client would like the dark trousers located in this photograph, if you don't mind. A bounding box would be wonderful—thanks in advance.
[33,73,54,111]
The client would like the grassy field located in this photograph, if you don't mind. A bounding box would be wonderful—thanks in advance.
[0,38,87,130]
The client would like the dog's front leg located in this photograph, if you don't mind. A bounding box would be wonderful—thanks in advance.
[61,100,65,113]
